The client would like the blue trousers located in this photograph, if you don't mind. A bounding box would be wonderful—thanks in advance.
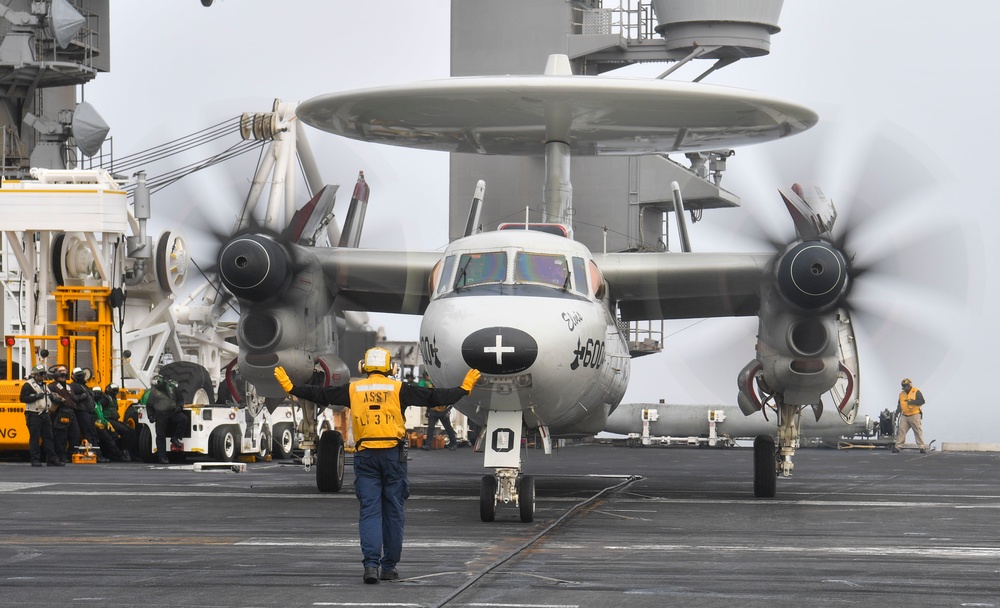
[353,447,409,569]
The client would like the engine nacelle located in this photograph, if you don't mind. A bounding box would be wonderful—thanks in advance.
[740,243,850,411]
[752,300,844,406]
[226,238,338,398]
[238,306,307,354]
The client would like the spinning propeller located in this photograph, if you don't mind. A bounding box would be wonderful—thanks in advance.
[671,118,978,415]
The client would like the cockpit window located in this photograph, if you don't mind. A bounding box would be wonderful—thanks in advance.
[435,255,456,295]
[571,257,587,295]
[589,260,607,299]
[454,252,507,288]
[514,253,569,288]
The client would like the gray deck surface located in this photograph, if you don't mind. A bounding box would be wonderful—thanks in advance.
[2,443,998,607]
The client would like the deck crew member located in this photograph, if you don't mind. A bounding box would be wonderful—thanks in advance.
[48,366,81,463]
[275,348,480,584]
[19,365,66,467]
[146,375,187,464]
[893,377,928,454]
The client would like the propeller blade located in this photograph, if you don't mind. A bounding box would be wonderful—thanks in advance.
[708,112,982,415]
[832,123,942,254]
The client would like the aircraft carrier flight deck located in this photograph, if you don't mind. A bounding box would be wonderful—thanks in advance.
[2,442,998,608]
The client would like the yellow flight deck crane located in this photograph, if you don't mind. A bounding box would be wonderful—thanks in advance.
[0,168,235,454]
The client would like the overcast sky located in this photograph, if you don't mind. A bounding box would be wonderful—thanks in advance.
[85,1,1000,444]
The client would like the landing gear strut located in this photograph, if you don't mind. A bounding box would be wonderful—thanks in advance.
[753,399,805,498]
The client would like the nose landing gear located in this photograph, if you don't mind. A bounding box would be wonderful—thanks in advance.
[480,468,535,522]
[479,410,538,522]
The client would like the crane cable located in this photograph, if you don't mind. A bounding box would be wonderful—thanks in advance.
[96,115,268,197]
[109,116,243,172]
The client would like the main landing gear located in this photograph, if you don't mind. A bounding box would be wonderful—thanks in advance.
[753,400,806,498]
[296,399,345,493]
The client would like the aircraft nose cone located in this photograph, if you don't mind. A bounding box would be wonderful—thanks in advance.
[462,327,538,375]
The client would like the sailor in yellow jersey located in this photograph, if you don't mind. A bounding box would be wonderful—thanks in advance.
[892,377,928,454]
[275,347,480,585]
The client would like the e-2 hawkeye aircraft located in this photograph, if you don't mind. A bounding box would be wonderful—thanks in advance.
[217,55,859,521]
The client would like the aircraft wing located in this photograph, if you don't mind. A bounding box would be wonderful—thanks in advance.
[315,248,774,320]
[315,248,440,315]
[594,251,774,321]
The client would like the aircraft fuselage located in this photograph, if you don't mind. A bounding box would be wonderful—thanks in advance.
[419,229,630,437]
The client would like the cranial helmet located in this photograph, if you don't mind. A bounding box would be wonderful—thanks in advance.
[152,374,166,388]
[359,347,393,375]
[106,383,119,394]
[92,386,102,393]
[31,364,46,376]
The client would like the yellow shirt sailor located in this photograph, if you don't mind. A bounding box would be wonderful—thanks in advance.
[893,377,928,453]
[274,347,479,584]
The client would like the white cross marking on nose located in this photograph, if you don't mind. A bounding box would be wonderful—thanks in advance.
[484,333,515,365]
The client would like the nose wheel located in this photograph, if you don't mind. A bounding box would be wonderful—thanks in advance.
[480,469,535,522]
[480,474,497,522]
[518,474,535,522]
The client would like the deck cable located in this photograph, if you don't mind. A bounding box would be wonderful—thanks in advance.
[431,473,643,608]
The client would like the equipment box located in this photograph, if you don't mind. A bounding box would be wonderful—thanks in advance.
[408,432,424,449]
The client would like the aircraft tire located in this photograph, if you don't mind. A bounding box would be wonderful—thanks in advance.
[753,434,777,498]
[518,475,535,523]
[138,425,156,463]
[271,423,295,459]
[160,361,215,404]
[316,431,345,493]
[209,425,238,462]
[480,475,497,522]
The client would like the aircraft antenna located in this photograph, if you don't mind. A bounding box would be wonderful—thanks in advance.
[463,180,485,237]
